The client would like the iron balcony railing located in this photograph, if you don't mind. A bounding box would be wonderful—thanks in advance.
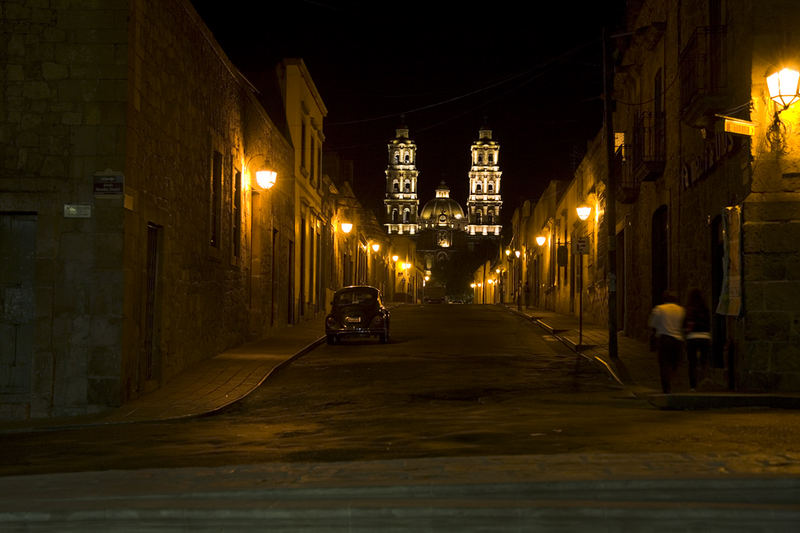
[614,143,639,204]
[632,111,666,182]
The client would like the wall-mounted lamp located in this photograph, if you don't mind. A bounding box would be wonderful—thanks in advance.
[576,205,592,221]
[514,250,521,258]
[505,249,511,256]
[255,170,277,190]
[371,243,380,252]
[536,235,546,246]
[340,222,353,234]
[767,67,800,109]
[392,255,399,262]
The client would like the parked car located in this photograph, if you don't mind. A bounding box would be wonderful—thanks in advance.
[325,285,390,344]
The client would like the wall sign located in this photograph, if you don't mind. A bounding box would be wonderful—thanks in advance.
[93,170,124,196]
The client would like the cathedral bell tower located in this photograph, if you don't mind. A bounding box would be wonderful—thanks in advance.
[466,126,502,237]
[384,124,419,235]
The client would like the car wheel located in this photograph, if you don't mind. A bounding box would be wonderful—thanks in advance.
[326,334,336,345]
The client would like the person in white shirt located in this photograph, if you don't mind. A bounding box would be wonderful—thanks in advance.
[649,291,686,393]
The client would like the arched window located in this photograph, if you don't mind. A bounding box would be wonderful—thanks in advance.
[478,154,483,164]
[404,181,411,192]
[487,213,494,224]
[403,209,410,223]
[394,153,399,163]
[488,183,494,192]
[404,153,410,163]
[488,153,494,164]
[392,209,398,222]
[475,211,482,224]
[393,181,399,192]
[476,183,482,192]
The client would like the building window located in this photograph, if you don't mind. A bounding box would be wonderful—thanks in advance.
[392,209,398,222]
[478,154,483,164]
[232,169,241,258]
[395,153,400,163]
[393,181,399,192]
[405,153,410,163]
[403,208,410,223]
[488,183,494,192]
[405,181,410,192]
[475,211,482,224]
[210,150,222,247]
[310,136,316,185]
[300,119,307,171]
[476,183,482,192]
[488,153,494,163]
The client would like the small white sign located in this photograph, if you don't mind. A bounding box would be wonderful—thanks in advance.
[64,204,92,218]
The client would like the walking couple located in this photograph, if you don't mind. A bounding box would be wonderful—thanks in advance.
[649,289,712,394]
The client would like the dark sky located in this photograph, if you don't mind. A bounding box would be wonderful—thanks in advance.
[189,1,627,226]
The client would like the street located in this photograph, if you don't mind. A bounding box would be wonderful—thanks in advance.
[2,304,800,530]
[3,305,800,472]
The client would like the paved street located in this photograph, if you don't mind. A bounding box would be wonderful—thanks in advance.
[2,304,800,530]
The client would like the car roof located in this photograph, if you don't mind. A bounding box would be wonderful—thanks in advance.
[335,285,379,293]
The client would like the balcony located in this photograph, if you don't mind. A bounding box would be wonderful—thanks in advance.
[679,25,727,125]
[614,144,639,204]
[632,111,666,182]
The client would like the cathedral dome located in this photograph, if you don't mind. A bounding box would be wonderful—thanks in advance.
[419,181,465,222]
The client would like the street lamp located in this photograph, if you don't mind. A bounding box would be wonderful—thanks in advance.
[767,67,800,109]
[576,204,592,349]
[371,243,380,252]
[340,222,353,234]
[536,235,546,246]
[255,170,277,190]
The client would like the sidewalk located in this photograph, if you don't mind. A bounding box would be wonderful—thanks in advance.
[0,317,327,433]
[508,304,800,410]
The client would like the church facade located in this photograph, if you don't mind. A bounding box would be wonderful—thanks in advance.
[383,125,503,297]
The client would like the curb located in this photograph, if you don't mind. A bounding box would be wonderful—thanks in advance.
[0,336,327,434]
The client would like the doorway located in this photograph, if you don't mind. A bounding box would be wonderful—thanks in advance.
[651,205,669,305]
[0,213,36,404]
[143,222,163,388]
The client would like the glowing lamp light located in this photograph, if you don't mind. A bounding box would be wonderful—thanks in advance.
[470,283,476,288]
[505,249,511,256]
[371,243,380,252]
[576,205,592,221]
[515,250,521,258]
[340,222,353,233]
[767,67,800,108]
[392,255,399,262]
[536,235,546,246]
[255,170,277,190]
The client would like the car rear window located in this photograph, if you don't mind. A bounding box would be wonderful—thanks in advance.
[335,289,377,306]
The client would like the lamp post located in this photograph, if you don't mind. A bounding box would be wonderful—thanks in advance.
[576,204,591,349]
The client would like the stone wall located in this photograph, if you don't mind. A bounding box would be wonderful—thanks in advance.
[1,0,129,418]
[0,0,295,419]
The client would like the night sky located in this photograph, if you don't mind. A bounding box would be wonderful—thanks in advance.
[189,1,627,226]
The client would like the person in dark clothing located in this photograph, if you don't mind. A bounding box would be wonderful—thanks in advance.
[684,288,712,391]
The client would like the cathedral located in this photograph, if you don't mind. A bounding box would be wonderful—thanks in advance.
[383,124,503,297]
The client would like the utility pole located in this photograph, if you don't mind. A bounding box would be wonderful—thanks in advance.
[603,27,619,360]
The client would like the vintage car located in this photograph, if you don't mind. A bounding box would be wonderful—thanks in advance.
[325,285,390,344]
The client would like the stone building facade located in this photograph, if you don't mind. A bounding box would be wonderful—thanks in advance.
[502,0,800,392]
[0,0,387,420]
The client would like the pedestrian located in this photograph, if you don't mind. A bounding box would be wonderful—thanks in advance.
[648,290,685,394]
[684,288,712,391]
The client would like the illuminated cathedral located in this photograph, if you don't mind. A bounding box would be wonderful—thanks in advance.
[383,124,503,296]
